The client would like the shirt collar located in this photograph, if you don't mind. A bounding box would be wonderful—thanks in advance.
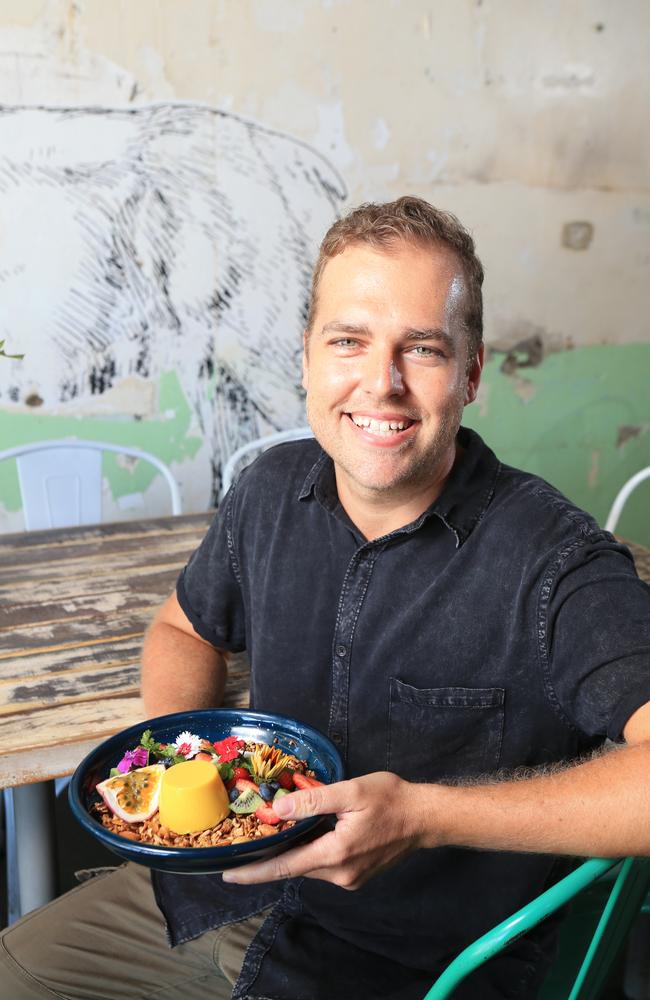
[427,427,501,545]
[297,427,501,546]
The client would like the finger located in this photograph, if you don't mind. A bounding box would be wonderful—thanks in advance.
[273,780,356,821]
[222,829,338,884]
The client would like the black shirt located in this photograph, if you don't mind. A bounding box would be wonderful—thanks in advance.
[152,428,650,1000]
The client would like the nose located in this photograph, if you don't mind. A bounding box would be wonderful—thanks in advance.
[360,350,405,398]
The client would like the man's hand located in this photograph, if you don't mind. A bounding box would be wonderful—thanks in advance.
[223,723,650,890]
[222,772,428,890]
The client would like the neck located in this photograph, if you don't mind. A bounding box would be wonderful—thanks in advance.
[336,446,460,541]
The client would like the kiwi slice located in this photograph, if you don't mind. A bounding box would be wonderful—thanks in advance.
[230,788,263,814]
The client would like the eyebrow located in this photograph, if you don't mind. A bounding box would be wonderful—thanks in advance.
[320,321,456,353]
[404,327,456,352]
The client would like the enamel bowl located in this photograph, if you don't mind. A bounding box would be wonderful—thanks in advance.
[69,708,344,874]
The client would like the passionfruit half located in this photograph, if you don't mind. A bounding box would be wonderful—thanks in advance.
[96,764,166,823]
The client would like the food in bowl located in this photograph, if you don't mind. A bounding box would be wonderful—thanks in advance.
[92,727,324,848]
[159,759,231,833]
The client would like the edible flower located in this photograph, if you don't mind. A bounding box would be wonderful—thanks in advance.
[173,731,202,759]
[212,736,245,762]
[251,743,295,781]
[116,746,149,773]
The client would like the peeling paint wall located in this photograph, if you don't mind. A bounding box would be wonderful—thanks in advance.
[0,103,345,520]
[0,0,648,541]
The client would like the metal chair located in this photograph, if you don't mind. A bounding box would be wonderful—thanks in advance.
[605,467,650,535]
[0,439,181,925]
[0,439,182,530]
[220,427,314,499]
[423,856,650,1000]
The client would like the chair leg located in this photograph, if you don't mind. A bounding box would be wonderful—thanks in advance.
[4,783,58,924]
[3,788,21,926]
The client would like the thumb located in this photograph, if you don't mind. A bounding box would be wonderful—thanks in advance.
[273,780,351,820]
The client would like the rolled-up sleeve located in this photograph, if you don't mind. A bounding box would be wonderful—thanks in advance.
[176,488,247,652]
[545,539,650,741]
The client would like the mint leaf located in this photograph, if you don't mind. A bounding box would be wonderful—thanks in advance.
[217,760,234,782]
[139,729,184,764]
[139,730,159,752]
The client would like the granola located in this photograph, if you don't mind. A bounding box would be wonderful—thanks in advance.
[91,728,323,849]
[94,801,296,847]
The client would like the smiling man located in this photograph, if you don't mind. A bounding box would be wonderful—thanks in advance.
[301,238,482,538]
[2,197,650,1000]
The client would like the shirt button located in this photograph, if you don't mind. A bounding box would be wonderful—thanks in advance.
[335,644,347,657]
[332,733,343,744]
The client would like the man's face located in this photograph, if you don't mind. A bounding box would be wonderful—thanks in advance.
[302,241,482,506]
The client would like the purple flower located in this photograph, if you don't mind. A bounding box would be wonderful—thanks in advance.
[116,746,149,773]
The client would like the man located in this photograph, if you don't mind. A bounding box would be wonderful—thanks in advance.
[2,196,649,999]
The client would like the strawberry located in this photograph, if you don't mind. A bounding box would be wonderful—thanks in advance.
[292,773,323,790]
[235,777,259,794]
[232,766,250,781]
[255,803,281,825]
[225,777,237,791]
[277,770,295,790]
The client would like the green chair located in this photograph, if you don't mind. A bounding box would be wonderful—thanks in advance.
[423,857,650,1000]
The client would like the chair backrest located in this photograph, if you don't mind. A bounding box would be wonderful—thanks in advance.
[605,467,650,534]
[0,440,182,530]
[423,856,650,1000]
[220,427,314,499]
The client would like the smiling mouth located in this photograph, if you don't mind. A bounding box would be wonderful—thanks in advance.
[346,413,416,437]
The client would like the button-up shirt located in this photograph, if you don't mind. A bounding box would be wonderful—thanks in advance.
[152,428,650,1000]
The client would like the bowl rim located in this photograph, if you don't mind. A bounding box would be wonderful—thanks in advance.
[69,707,344,863]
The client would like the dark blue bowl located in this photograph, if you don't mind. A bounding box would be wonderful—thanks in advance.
[69,708,344,874]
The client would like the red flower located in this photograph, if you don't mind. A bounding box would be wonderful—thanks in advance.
[212,736,245,762]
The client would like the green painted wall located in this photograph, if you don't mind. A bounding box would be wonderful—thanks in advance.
[464,343,649,545]
[0,371,202,511]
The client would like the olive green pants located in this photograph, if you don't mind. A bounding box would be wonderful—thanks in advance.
[0,863,267,999]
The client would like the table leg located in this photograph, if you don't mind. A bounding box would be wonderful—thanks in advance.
[4,782,57,923]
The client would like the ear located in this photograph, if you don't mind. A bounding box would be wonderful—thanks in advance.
[301,330,310,392]
[464,343,484,406]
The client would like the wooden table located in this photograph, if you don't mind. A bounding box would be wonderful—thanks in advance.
[0,512,251,790]
[0,511,251,921]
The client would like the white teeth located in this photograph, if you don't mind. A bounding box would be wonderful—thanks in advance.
[350,415,409,436]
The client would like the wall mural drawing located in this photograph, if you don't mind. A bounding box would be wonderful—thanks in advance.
[0,103,347,508]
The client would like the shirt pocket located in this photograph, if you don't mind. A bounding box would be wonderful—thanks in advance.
[387,678,505,782]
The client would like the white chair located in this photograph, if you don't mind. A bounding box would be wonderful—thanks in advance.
[220,427,314,499]
[605,467,650,534]
[0,439,181,924]
[0,439,182,530]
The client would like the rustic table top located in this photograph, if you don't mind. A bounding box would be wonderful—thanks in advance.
[0,512,250,788]
[1,516,648,788]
